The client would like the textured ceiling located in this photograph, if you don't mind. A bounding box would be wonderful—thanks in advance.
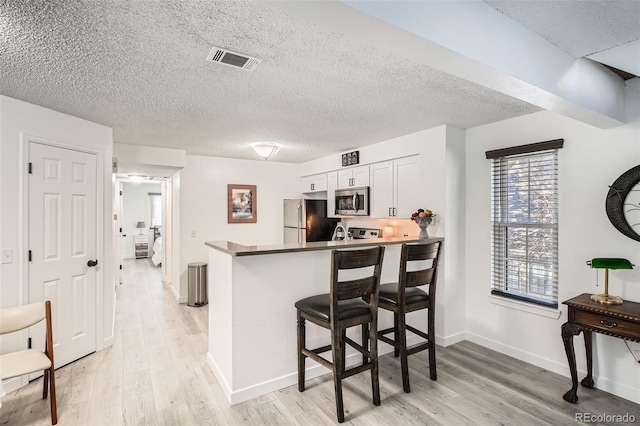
[3,1,637,164]
[0,0,543,163]
[485,0,640,58]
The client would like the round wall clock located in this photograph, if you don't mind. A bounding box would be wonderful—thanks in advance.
[605,165,640,242]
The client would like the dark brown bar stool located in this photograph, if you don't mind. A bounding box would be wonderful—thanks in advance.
[377,241,442,392]
[295,246,385,423]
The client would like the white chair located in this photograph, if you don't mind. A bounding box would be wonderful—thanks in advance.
[0,301,57,424]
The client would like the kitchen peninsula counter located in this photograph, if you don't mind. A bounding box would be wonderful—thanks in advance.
[205,236,443,405]
[205,235,439,256]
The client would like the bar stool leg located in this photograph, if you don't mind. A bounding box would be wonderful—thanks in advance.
[297,311,306,392]
[331,328,345,423]
[393,312,399,357]
[398,311,410,392]
[361,323,369,365]
[370,321,380,406]
[428,308,437,381]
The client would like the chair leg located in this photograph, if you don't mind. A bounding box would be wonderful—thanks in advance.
[43,369,49,399]
[398,312,410,393]
[393,312,399,357]
[297,310,306,392]
[428,308,437,381]
[369,321,380,406]
[49,366,58,425]
[331,328,345,423]
[361,323,368,365]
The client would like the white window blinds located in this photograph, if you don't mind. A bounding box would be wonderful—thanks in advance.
[487,139,563,308]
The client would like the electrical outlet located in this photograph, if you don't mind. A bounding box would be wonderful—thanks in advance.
[190,230,196,238]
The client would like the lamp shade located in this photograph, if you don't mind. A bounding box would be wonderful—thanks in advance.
[251,143,280,160]
[136,221,146,229]
[588,258,634,269]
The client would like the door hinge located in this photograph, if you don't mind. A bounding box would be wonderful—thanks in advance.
[28,162,33,174]
[119,190,123,196]
[28,250,32,262]
[120,265,123,270]
[28,337,32,349]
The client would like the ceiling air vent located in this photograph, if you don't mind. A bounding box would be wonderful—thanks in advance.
[206,46,262,72]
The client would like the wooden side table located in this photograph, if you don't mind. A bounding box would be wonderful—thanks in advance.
[561,293,640,403]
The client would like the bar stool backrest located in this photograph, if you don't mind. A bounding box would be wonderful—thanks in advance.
[330,246,385,321]
[399,242,442,300]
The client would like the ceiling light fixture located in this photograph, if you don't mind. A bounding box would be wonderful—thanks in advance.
[128,174,146,183]
[251,143,281,160]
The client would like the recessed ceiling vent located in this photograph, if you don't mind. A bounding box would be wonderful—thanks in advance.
[206,46,262,71]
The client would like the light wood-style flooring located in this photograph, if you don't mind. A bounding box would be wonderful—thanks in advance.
[1,259,638,425]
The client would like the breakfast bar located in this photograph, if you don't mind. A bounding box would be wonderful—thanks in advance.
[205,237,443,405]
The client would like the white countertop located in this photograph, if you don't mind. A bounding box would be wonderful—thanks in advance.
[205,236,443,256]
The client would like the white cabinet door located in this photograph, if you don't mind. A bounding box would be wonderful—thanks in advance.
[394,156,420,218]
[327,171,338,218]
[312,174,327,192]
[337,169,352,189]
[353,165,370,187]
[337,165,370,189]
[300,173,328,193]
[369,161,394,218]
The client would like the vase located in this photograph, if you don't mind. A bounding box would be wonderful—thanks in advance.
[418,226,429,239]
[414,217,431,239]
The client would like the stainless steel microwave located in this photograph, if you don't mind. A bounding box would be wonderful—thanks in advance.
[335,186,370,216]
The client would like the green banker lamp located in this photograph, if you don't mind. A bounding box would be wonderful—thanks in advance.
[586,258,634,305]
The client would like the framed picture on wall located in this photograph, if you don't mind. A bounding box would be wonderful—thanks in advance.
[227,184,257,223]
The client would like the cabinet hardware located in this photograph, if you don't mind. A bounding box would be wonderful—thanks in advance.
[311,183,315,190]
[393,208,397,217]
[600,320,617,328]
[388,207,392,217]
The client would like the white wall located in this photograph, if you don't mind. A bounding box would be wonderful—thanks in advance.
[0,96,115,388]
[464,81,640,403]
[178,155,300,302]
[121,181,162,259]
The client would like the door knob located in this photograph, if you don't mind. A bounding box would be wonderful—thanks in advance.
[87,259,98,267]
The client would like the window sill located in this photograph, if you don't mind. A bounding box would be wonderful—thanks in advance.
[488,295,563,319]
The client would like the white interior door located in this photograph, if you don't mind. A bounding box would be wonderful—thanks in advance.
[29,142,97,368]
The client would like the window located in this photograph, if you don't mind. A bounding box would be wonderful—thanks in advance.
[486,139,563,308]
[149,192,162,228]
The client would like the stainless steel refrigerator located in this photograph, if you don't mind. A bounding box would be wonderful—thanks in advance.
[283,199,339,244]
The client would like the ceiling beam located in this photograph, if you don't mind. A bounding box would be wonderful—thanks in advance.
[270,1,626,128]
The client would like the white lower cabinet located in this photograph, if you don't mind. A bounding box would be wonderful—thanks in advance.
[370,156,419,218]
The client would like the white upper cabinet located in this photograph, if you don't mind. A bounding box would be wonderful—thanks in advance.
[370,161,394,218]
[327,171,338,218]
[370,156,420,218]
[337,165,370,189]
[301,173,328,193]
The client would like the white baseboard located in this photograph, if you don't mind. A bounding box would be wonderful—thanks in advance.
[465,331,640,404]
[169,284,187,303]
[1,376,25,394]
[206,335,424,405]
[436,331,466,347]
[466,331,570,376]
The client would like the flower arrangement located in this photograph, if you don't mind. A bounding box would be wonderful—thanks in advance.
[411,209,433,239]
